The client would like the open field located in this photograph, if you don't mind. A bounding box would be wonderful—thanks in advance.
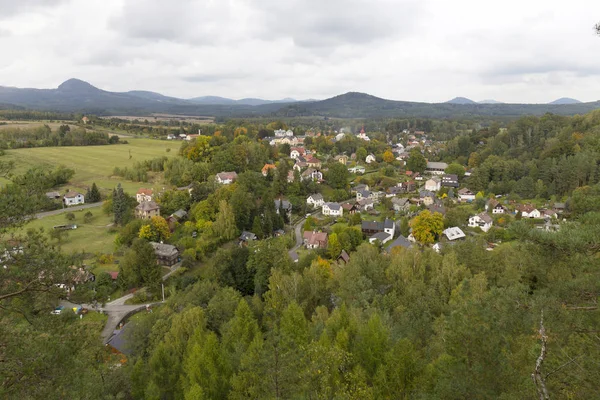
[12,205,117,256]
[0,138,176,194]
[0,121,79,130]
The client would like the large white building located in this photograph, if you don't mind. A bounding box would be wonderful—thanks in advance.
[322,202,343,217]
[63,191,85,206]
[468,212,494,232]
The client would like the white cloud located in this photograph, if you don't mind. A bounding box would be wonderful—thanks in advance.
[0,0,599,103]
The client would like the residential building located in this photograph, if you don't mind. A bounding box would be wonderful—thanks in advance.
[386,235,413,252]
[357,127,370,141]
[426,161,448,175]
[262,163,277,177]
[306,157,322,169]
[239,231,258,246]
[401,181,416,192]
[185,134,199,141]
[63,191,85,206]
[543,209,558,219]
[136,201,160,219]
[486,199,507,214]
[368,231,392,244]
[517,204,541,218]
[427,203,447,216]
[419,190,435,206]
[357,198,375,211]
[287,170,296,183]
[136,188,153,203]
[335,154,349,165]
[274,129,294,137]
[468,212,494,232]
[425,177,441,192]
[365,154,377,164]
[290,147,305,159]
[352,183,370,193]
[441,174,459,188]
[392,197,410,212]
[301,168,323,182]
[306,193,324,208]
[274,199,292,217]
[150,242,179,266]
[216,171,238,184]
[303,231,328,249]
[322,202,343,217]
[341,202,358,214]
[387,186,404,196]
[553,203,566,214]
[443,227,466,241]
[458,188,476,202]
[338,250,350,263]
[361,218,395,237]
[356,189,374,202]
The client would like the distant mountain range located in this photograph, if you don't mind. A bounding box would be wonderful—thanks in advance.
[548,97,582,105]
[0,79,598,119]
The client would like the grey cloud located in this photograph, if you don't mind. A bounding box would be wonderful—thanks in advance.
[0,0,69,18]
[255,0,421,49]
[481,63,600,84]
[182,72,250,83]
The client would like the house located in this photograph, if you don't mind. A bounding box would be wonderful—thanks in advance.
[357,198,375,211]
[108,271,119,281]
[425,177,441,192]
[136,188,153,203]
[274,129,294,137]
[185,134,200,141]
[239,231,257,246]
[368,231,393,244]
[216,171,238,184]
[441,174,459,188]
[294,156,308,171]
[274,199,292,217]
[150,242,179,266]
[301,168,323,182]
[338,250,350,263]
[177,184,194,195]
[387,186,404,196]
[306,157,322,169]
[542,209,558,219]
[287,170,296,183]
[443,227,466,241]
[262,164,277,177]
[352,183,370,193]
[303,231,328,249]
[171,209,188,220]
[356,189,374,202]
[413,173,423,181]
[348,166,366,174]
[167,134,176,140]
[361,218,395,237]
[419,190,435,206]
[392,197,411,212]
[517,204,541,218]
[290,147,305,159]
[485,199,506,214]
[136,201,160,219]
[401,181,416,192]
[426,161,448,175]
[306,193,324,208]
[322,202,343,217]
[335,154,349,165]
[427,203,447,216]
[63,191,85,206]
[81,116,90,124]
[357,127,370,141]
[341,202,358,214]
[553,203,566,214]
[386,235,413,253]
[45,191,61,200]
[365,154,377,164]
[457,188,475,203]
[468,212,494,232]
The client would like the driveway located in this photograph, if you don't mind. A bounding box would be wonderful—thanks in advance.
[34,202,103,219]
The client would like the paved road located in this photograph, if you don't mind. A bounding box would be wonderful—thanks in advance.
[34,202,104,219]
[288,210,321,260]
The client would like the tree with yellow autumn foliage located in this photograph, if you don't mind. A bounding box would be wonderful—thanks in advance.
[139,215,171,242]
[409,210,444,245]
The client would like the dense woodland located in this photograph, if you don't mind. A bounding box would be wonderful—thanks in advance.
[0,124,120,149]
[1,110,600,399]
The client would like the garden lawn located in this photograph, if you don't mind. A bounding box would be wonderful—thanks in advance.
[0,137,176,194]
[13,206,117,255]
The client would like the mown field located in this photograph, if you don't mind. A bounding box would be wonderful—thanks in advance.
[0,137,176,194]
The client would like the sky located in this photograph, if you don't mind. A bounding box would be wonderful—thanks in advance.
[0,0,599,103]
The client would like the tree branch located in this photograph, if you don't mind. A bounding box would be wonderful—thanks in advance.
[532,310,550,400]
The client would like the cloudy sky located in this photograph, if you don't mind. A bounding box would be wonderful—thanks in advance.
[1,0,599,103]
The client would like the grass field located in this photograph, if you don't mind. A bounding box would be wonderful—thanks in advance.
[13,206,117,255]
[0,138,176,194]
[0,121,80,130]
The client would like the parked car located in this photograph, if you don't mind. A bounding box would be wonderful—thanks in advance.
[51,305,64,315]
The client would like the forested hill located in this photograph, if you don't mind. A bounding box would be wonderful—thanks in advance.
[275,92,600,118]
[1,79,600,118]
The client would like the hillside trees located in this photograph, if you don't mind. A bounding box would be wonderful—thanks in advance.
[406,149,427,172]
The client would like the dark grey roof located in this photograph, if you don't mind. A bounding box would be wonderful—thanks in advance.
[362,220,383,231]
[386,235,412,251]
[371,232,391,241]
[275,199,292,210]
[150,242,178,257]
[107,323,133,355]
[419,190,435,198]
[136,201,160,212]
[383,218,394,229]
[309,193,323,201]
[358,190,372,198]
[289,251,299,262]
[325,202,341,211]
[172,209,188,219]
[240,231,257,241]
[427,162,448,169]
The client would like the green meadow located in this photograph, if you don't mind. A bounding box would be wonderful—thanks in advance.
[1,138,176,194]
